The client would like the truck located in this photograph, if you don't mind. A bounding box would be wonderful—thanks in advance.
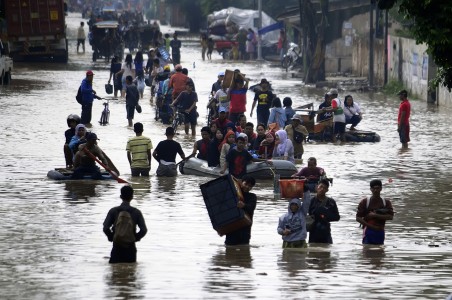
[0,39,13,84]
[0,0,68,63]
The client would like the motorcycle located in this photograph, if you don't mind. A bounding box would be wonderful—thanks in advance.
[281,42,302,71]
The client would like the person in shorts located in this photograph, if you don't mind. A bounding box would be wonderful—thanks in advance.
[397,89,411,149]
[356,179,394,245]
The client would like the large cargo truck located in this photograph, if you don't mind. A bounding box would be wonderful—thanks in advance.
[0,0,68,62]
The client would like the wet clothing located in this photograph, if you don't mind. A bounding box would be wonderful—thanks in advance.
[103,201,147,263]
[225,148,253,179]
[277,195,311,247]
[207,138,222,167]
[125,84,140,120]
[195,139,210,160]
[253,90,274,125]
[284,124,309,159]
[175,91,198,125]
[154,139,185,177]
[398,99,411,143]
[169,72,188,98]
[126,135,153,169]
[225,190,257,246]
[308,196,340,244]
[356,197,394,245]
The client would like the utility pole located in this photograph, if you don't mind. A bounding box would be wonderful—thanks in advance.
[369,0,375,87]
[384,9,388,85]
[299,0,308,77]
[257,0,263,60]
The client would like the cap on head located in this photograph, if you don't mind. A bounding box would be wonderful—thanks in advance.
[327,88,338,95]
[164,65,171,71]
[218,71,225,77]
[85,132,99,141]
[86,70,94,76]
[260,78,269,85]
[218,107,227,113]
[165,127,175,136]
[291,114,303,122]
[397,89,408,96]
[175,64,182,71]
[134,122,143,133]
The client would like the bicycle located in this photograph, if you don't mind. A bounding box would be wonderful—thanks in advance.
[171,105,185,134]
[99,99,110,126]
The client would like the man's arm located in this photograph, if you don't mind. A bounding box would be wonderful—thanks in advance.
[127,151,132,165]
[135,210,148,241]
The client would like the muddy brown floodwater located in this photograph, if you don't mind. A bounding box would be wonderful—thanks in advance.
[0,13,451,300]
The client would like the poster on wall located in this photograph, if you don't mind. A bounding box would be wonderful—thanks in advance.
[421,55,428,81]
[412,52,418,78]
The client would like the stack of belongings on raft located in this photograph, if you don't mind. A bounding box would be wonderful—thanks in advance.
[207,7,280,50]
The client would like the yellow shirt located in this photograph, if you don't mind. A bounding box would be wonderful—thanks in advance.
[126,136,153,168]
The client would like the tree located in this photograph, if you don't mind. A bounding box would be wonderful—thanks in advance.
[397,0,452,90]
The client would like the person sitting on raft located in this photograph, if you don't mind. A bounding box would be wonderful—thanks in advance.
[72,132,109,180]
[292,157,326,192]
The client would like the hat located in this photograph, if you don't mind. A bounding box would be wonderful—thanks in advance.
[86,70,94,76]
[86,132,99,140]
[218,71,225,77]
[149,48,155,52]
[260,78,269,85]
[164,65,171,71]
[134,122,143,133]
[165,127,175,136]
[291,114,303,122]
[175,64,182,71]
[397,89,408,96]
[219,107,227,113]
[327,88,338,95]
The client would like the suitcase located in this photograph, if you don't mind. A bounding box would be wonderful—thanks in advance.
[200,175,251,235]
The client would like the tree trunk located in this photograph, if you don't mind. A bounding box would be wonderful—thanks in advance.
[305,0,328,84]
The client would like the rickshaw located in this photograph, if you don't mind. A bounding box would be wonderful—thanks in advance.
[89,21,124,62]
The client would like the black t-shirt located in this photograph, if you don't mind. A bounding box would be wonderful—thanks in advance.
[253,90,274,110]
[176,91,197,110]
[154,140,184,163]
[65,128,76,144]
[318,101,333,121]
[226,148,253,179]
[211,81,222,94]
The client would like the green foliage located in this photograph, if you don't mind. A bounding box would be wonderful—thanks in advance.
[382,80,405,95]
[398,0,452,90]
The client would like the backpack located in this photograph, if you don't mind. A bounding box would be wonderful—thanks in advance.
[113,210,136,245]
[293,127,304,144]
[75,86,82,104]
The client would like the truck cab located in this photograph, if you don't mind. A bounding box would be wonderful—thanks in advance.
[0,39,13,85]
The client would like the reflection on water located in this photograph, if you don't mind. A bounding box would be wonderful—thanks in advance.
[1,11,452,299]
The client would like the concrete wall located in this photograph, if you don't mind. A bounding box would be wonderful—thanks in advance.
[326,12,371,74]
[352,34,452,106]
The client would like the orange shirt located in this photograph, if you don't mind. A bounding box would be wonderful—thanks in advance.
[169,72,188,95]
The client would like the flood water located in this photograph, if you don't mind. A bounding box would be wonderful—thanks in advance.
[1,13,451,300]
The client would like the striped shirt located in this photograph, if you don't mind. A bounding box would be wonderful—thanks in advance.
[126,136,153,168]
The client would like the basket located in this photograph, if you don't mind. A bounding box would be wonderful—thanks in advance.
[279,179,305,199]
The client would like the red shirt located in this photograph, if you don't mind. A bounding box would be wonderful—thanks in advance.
[229,88,247,113]
[398,99,411,125]
[169,72,188,95]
